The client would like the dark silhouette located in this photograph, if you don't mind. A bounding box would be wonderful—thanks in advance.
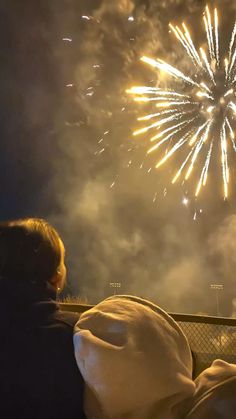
[0,218,85,419]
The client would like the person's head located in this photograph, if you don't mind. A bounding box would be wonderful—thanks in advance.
[74,295,196,419]
[0,218,66,301]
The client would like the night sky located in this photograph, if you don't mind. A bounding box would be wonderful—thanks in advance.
[1,0,236,315]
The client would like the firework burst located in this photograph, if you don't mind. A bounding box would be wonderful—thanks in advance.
[127,6,236,199]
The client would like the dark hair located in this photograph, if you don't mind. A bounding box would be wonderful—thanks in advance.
[0,218,64,294]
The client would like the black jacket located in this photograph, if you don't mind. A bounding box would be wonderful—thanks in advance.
[0,297,86,419]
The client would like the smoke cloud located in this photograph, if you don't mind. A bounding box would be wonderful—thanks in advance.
[2,0,236,314]
[49,0,236,314]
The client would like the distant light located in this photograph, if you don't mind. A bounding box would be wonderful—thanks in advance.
[82,15,90,20]
[182,197,189,206]
[128,16,134,21]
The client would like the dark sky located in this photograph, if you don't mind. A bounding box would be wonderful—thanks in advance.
[0,0,236,315]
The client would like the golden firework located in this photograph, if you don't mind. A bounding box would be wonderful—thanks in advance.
[127,6,236,199]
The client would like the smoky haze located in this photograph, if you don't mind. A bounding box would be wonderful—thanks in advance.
[1,0,236,315]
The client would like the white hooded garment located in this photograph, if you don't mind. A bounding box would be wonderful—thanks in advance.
[193,359,236,400]
[73,295,195,419]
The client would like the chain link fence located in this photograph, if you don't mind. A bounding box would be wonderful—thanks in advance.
[171,313,236,376]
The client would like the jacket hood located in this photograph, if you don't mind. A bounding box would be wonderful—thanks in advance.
[74,295,195,419]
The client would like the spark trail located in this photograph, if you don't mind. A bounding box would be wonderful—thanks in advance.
[127,6,236,199]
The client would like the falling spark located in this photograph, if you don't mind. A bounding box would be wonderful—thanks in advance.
[221,121,229,198]
[182,197,189,206]
[133,111,186,136]
[185,121,212,180]
[128,6,236,199]
[153,192,158,202]
[225,58,229,80]
[229,22,236,62]
[86,91,94,97]
[62,37,72,42]
[141,56,199,87]
[214,9,220,66]
[169,24,197,67]
[138,109,179,122]
[182,23,202,66]
[200,47,216,85]
[205,6,215,61]
[195,141,213,196]
[147,117,196,154]
[172,149,193,184]
[229,101,236,113]
[155,133,189,169]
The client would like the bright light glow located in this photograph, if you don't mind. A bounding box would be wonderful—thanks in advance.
[128,6,236,199]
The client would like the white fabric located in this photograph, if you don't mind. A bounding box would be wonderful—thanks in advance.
[73,295,195,419]
[194,359,236,400]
